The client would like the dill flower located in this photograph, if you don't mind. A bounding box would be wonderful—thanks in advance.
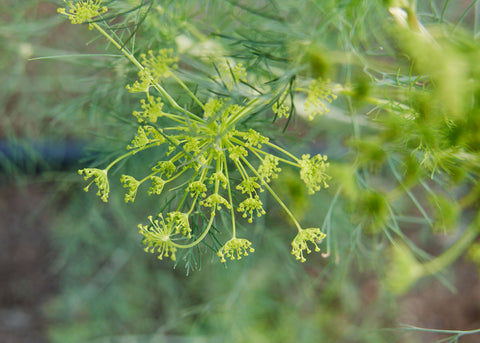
[138,215,178,261]
[168,211,192,238]
[299,154,330,194]
[238,197,266,223]
[236,177,262,194]
[188,181,207,198]
[228,145,248,161]
[132,96,166,123]
[305,78,338,120]
[258,154,281,182]
[243,129,269,148]
[120,175,140,203]
[291,228,326,262]
[201,193,232,211]
[148,176,166,195]
[153,161,176,178]
[66,11,333,265]
[57,0,108,27]
[78,168,109,202]
[272,102,290,118]
[141,49,178,81]
[217,237,255,262]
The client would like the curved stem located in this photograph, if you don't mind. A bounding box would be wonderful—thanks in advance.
[171,213,215,249]
[105,141,162,171]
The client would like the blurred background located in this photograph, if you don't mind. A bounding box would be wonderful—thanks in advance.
[1,1,480,342]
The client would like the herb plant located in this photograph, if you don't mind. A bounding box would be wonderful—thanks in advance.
[55,0,480,295]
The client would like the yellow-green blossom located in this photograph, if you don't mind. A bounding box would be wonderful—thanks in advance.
[299,154,330,194]
[291,228,326,262]
[200,193,231,211]
[217,237,254,262]
[243,129,269,148]
[120,175,140,203]
[228,145,248,161]
[148,176,166,195]
[209,171,228,189]
[272,102,290,118]
[305,78,338,120]
[168,211,192,238]
[132,96,166,123]
[236,177,262,194]
[78,168,109,202]
[153,161,176,178]
[58,0,108,27]
[238,197,266,223]
[141,49,178,81]
[127,126,149,150]
[139,215,178,261]
[203,98,224,118]
[258,154,281,182]
[126,69,151,93]
[188,181,207,198]
[215,62,246,90]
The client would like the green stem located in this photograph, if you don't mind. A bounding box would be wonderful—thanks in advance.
[170,73,205,110]
[264,141,300,163]
[171,213,215,249]
[91,22,201,122]
[223,154,237,237]
[104,141,162,171]
[225,98,261,127]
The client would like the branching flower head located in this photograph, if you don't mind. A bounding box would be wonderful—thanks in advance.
[138,215,178,261]
[228,145,248,161]
[188,180,207,198]
[204,98,224,118]
[258,154,281,182]
[57,0,108,27]
[142,49,178,81]
[148,176,166,195]
[291,228,326,262]
[236,177,262,194]
[66,7,335,267]
[200,193,232,211]
[217,237,255,262]
[299,154,330,194]
[153,161,176,178]
[243,129,269,148]
[126,49,178,92]
[168,211,192,238]
[78,168,109,202]
[209,171,228,189]
[305,78,338,120]
[132,96,166,123]
[238,197,266,223]
[272,101,290,119]
[120,175,140,203]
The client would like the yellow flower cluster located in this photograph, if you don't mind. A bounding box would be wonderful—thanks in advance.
[57,0,107,28]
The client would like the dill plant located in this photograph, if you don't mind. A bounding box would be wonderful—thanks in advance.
[55,0,480,292]
[58,0,333,265]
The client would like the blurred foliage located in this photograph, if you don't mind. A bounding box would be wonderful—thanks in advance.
[3,0,480,342]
